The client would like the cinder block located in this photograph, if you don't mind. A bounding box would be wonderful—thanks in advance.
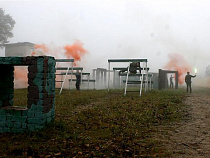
[2,127,11,133]
[21,110,27,116]
[34,125,43,130]
[35,112,43,118]
[27,111,35,118]
[14,122,21,128]
[35,105,43,112]
[0,115,6,122]
[27,124,35,131]
[6,109,14,115]
[22,123,27,129]
[37,100,43,106]
[9,100,13,106]
[47,117,52,123]
[28,118,44,124]
[6,115,12,121]
[13,110,21,117]
[6,121,14,128]
[36,58,44,72]
[0,121,6,127]
[35,73,44,79]
[11,128,24,133]
[8,94,14,100]
[15,116,27,123]
[0,109,6,115]
[33,78,43,86]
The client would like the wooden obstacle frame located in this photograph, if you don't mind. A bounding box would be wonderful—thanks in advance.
[108,59,151,96]
[158,69,178,90]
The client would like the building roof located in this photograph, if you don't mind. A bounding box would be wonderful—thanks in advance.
[4,42,35,47]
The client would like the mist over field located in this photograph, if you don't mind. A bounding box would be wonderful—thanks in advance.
[1,0,210,88]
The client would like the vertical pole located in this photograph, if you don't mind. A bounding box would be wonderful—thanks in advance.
[88,74,90,90]
[104,70,107,89]
[108,62,110,91]
[93,69,95,81]
[124,62,130,96]
[150,75,152,91]
[113,70,115,89]
[61,73,63,88]
[81,70,83,85]
[70,61,73,91]
[175,71,178,89]
[59,63,70,95]
[145,62,148,93]
[140,62,144,97]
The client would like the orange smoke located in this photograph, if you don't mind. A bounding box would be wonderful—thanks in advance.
[15,41,87,88]
[64,41,87,65]
[14,67,28,88]
[31,44,50,56]
[164,53,192,85]
[35,44,49,52]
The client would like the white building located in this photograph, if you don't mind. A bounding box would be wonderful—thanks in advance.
[5,42,35,57]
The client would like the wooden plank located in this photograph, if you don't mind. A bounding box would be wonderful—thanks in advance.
[113,67,150,71]
[122,80,153,84]
[69,79,96,82]
[55,59,74,62]
[56,67,83,70]
[60,72,90,75]
[119,73,152,77]
[108,59,147,62]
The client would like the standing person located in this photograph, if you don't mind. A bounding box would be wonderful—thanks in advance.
[75,70,81,90]
[169,75,174,88]
[185,72,196,93]
[129,62,141,74]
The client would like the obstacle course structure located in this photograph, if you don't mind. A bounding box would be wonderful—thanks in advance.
[0,56,55,133]
[158,69,178,90]
[92,68,107,89]
[55,59,95,90]
[108,59,152,96]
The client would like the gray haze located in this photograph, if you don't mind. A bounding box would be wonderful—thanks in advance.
[1,0,210,75]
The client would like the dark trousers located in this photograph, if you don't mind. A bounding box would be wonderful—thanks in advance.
[186,82,192,93]
[170,82,173,88]
[76,80,81,90]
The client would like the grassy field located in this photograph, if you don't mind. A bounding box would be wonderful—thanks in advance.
[0,88,187,157]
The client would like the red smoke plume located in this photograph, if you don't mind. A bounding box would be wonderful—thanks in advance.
[63,41,87,65]
[15,41,87,88]
[31,44,50,56]
[164,53,192,85]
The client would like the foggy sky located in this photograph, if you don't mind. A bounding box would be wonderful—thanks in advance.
[1,0,210,73]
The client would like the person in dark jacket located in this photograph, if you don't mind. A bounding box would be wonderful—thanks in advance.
[75,71,81,90]
[185,72,196,93]
[119,62,141,75]
[169,75,174,88]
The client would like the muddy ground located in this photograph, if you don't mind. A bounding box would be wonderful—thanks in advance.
[163,87,210,158]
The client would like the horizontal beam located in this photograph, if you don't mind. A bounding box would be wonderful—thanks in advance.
[55,59,74,62]
[108,59,147,62]
[119,73,153,77]
[122,80,153,84]
[56,72,90,75]
[56,67,83,70]
[69,79,96,82]
[113,67,150,71]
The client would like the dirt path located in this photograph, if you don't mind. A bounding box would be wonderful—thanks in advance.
[166,89,210,158]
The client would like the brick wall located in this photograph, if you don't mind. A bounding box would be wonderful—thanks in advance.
[0,56,55,133]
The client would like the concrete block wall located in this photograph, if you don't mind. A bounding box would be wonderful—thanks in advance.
[0,56,55,133]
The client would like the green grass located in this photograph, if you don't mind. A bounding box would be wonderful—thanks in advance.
[0,88,187,157]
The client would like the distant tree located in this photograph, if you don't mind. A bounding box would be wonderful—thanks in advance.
[0,8,15,46]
